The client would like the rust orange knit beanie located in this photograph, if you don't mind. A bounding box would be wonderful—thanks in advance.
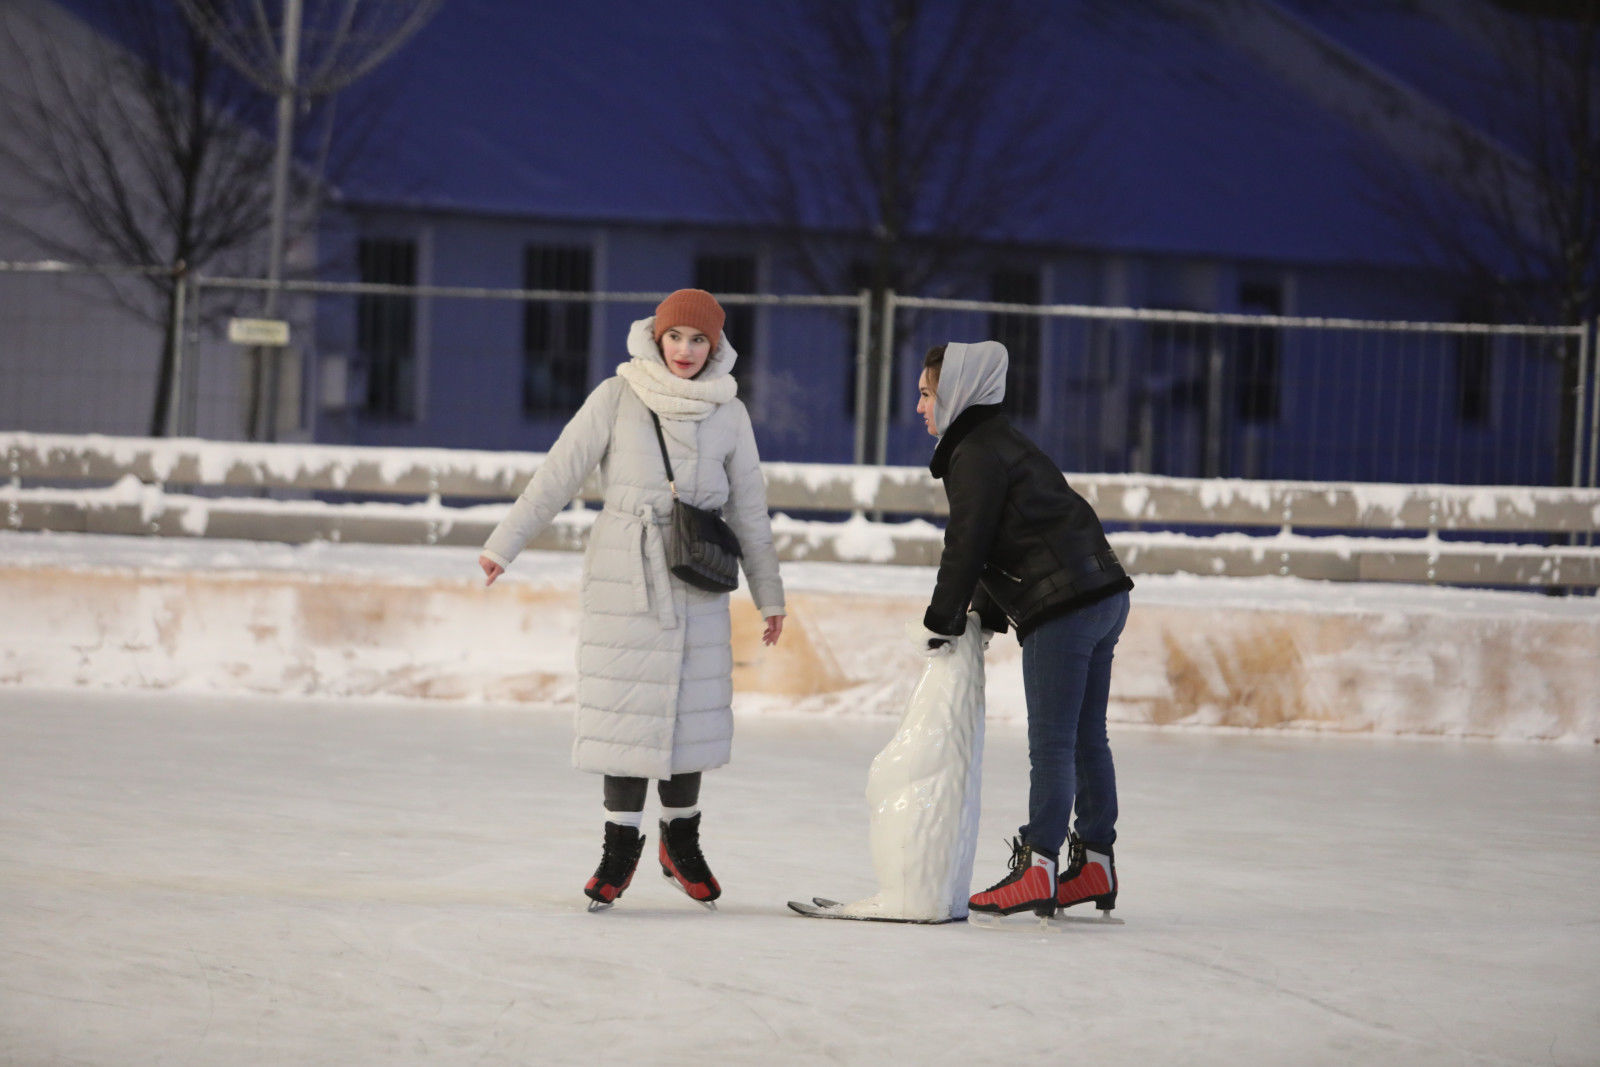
[652,288,725,348]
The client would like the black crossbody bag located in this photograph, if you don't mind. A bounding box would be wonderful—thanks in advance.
[648,411,743,593]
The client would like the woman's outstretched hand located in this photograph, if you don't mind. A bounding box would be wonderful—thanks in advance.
[479,556,504,587]
[762,615,784,647]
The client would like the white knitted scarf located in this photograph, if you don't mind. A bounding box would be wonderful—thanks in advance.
[617,356,737,421]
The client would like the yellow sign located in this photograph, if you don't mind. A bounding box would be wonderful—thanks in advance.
[227,317,291,346]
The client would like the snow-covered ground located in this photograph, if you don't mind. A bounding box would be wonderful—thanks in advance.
[1,687,1596,1065]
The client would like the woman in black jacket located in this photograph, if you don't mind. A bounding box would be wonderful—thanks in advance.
[913,341,1134,919]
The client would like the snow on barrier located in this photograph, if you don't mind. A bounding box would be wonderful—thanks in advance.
[5,431,1600,586]
[0,536,1594,743]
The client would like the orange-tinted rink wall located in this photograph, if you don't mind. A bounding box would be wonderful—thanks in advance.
[1,547,1595,743]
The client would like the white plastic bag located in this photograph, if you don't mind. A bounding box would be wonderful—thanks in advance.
[826,612,986,922]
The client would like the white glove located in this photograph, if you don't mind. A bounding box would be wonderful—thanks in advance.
[906,621,957,657]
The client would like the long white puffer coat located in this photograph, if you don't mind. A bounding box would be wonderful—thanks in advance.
[481,317,785,780]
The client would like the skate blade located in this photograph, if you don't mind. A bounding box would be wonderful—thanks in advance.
[788,899,835,918]
[968,911,1053,932]
[1056,911,1125,925]
[585,899,615,913]
[662,871,719,911]
[969,910,1124,930]
[787,899,960,924]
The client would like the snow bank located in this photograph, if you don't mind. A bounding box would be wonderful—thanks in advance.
[1,532,1595,743]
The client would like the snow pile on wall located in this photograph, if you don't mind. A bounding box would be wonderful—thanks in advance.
[1,532,1595,742]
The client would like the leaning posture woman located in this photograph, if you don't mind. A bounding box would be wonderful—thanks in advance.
[913,341,1133,919]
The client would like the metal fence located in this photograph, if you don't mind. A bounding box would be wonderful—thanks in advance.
[180,275,872,457]
[886,294,1595,489]
[3,260,1596,489]
[0,261,175,436]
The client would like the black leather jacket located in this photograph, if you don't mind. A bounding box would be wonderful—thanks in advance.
[923,405,1132,642]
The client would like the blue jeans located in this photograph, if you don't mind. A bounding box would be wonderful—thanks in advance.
[1018,590,1130,858]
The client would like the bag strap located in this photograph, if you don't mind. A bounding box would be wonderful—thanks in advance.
[647,411,681,500]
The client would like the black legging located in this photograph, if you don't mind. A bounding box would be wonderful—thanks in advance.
[603,772,702,812]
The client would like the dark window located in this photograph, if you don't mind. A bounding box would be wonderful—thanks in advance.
[989,269,1042,418]
[522,245,593,418]
[1455,332,1491,426]
[1236,282,1281,423]
[356,238,417,420]
[694,254,757,404]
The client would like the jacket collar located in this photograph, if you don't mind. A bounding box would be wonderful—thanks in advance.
[929,404,1004,479]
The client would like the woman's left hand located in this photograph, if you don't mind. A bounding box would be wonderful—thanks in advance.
[762,615,784,646]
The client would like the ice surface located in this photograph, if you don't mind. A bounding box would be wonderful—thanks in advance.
[1,687,1596,1065]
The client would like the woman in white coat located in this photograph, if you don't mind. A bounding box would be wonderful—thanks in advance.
[478,288,785,910]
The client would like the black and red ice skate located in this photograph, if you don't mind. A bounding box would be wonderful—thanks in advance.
[585,822,645,912]
[968,837,1057,917]
[1057,834,1118,915]
[659,813,720,910]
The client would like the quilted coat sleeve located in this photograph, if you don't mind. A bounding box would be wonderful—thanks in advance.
[723,400,785,617]
[481,378,622,569]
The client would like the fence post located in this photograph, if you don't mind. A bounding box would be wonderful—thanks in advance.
[182,277,202,438]
[1589,316,1599,492]
[874,289,897,467]
[852,288,872,467]
[1205,332,1226,478]
[165,265,188,438]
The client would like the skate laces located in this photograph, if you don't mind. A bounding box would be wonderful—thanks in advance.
[665,820,711,881]
[595,828,642,885]
[981,836,1032,892]
[1065,836,1085,877]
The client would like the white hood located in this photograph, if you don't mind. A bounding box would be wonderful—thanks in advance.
[627,316,739,381]
[933,340,1008,435]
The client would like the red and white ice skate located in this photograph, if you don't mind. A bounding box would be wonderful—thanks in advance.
[968,837,1057,918]
[1055,835,1122,925]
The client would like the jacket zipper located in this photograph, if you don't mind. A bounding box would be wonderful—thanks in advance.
[981,567,1023,628]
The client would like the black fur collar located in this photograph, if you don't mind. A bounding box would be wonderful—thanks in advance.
[929,404,1004,479]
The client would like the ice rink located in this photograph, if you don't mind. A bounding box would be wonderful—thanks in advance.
[2,686,1596,1066]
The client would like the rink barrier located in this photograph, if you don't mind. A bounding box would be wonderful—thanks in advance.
[5,432,1600,587]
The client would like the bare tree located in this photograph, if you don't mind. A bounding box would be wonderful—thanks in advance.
[0,0,284,437]
[1089,0,1596,483]
[172,0,445,439]
[1356,2,1598,483]
[1354,4,1597,320]
[0,0,428,440]
[698,0,1100,463]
